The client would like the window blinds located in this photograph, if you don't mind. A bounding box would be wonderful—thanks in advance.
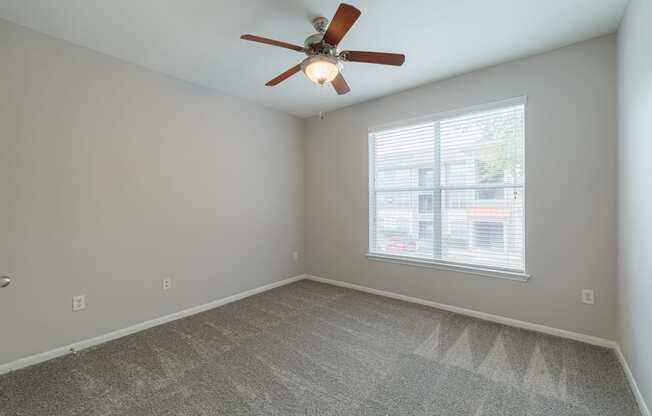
[369,100,525,272]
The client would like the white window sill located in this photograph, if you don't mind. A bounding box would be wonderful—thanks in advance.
[365,253,531,282]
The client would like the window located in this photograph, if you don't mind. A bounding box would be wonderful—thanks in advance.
[418,194,434,214]
[418,168,434,187]
[445,190,468,209]
[446,221,469,249]
[369,98,525,273]
[473,221,504,250]
[418,221,434,255]
[476,160,505,200]
[419,221,434,240]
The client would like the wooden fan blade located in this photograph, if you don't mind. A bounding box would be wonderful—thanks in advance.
[322,3,361,46]
[341,51,405,66]
[331,73,350,95]
[266,64,302,86]
[241,34,304,52]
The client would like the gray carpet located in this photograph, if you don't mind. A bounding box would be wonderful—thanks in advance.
[0,280,640,415]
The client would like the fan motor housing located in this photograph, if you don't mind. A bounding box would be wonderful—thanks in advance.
[304,17,337,57]
[304,33,337,56]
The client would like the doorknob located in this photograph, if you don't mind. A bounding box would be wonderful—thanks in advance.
[0,276,10,288]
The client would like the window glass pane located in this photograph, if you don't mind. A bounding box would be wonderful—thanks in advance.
[418,221,434,255]
[443,163,468,186]
[473,222,504,249]
[476,160,505,200]
[374,191,433,258]
[440,187,523,269]
[445,189,470,209]
[445,221,469,249]
[418,168,434,187]
[477,187,505,200]
[418,194,433,214]
[374,123,435,188]
[440,106,524,187]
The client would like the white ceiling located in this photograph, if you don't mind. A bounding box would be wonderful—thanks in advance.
[0,0,628,118]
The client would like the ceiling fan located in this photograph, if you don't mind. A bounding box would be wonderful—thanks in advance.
[240,3,405,95]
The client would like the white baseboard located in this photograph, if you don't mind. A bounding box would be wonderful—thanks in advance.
[0,275,304,375]
[304,275,616,348]
[615,345,651,416]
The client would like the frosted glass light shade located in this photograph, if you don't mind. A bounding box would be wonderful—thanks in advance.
[302,55,339,85]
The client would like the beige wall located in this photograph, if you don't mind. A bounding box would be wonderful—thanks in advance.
[0,19,303,366]
[618,0,652,407]
[304,35,618,340]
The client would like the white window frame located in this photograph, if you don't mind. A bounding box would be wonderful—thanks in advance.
[367,96,530,281]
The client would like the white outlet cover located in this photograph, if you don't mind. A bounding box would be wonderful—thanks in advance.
[581,289,595,305]
[72,295,86,311]
[163,278,172,291]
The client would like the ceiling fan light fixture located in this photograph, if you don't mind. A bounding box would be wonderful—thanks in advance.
[301,55,339,86]
[241,3,404,95]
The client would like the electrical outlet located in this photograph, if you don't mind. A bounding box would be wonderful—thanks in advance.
[72,295,86,311]
[292,251,299,262]
[581,289,595,305]
[163,278,172,291]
